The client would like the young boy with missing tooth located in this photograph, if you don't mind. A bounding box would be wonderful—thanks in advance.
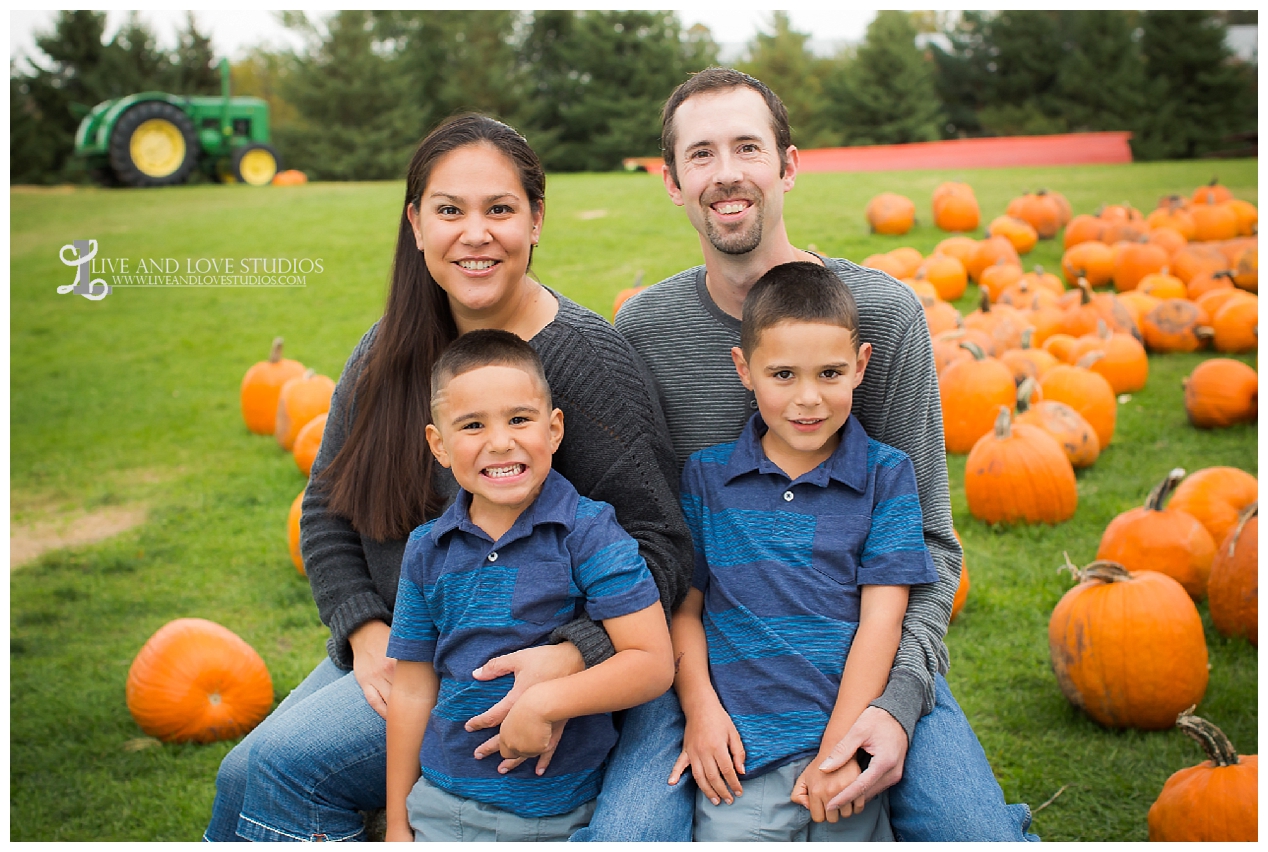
[669,261,939,842]
[383,329,674,842]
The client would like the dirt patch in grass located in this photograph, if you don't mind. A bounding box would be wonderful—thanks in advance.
[11,505,148,570]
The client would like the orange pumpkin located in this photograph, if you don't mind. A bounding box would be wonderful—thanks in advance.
[921,295,963,338]
[1225,198,1258,237]
[1211,294,1258,353]
[933,236,978,269]
[862,252,909,279]
[126,618,274,744]
[292,412,328,477]
[1000,330,1060,384]
[1195,287,1251,320]
[1063,214,1105,249]
[1208,503,1258,646]
[1147,203,1198,240]
[932,328,991,375]
[1185,269,1236,301]
[962,292,1032,355]
[1112,241,1169,292]
[1171,243,1230,285]
[887,246,924,279]
[241,337,305,435]
[1048,559,1208,730]
[1018,265,1065,296]
[1061,241,1114,288]
[1097,468,1217,600]
[865,192,916,235]
[275,369,336,451]
[1191,178,1234,206]
[963,406,1077,524]
[1146,225,1188,258]
[1069,323,1148,394]
[1140,299,1213,353]
[917,254,968,301]
[967,236,1021,284]
[1116,290,1162,330]
[932,182,980,232]
[1169,466,1259,548]
[951,533,970,621]
[288,489,305,575]
[1015,378,1100,469]
[1183,358,1257,428]
[987,215,1038,255]
[1007,190,1063,240]
[977,260,1024,302]
[1137,271,1188,300]
[1231,246,1258,292]
[939,341,1017,453]
[1057,280,1138,340]
[1039,357,1117,448]
[271,169,308,186]
[1147,711,1258,841]
[1190,202,1240,243]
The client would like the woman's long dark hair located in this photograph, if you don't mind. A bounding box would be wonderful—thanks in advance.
[319,114,546,541]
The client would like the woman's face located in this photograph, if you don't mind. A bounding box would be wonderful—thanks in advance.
[407,143,544,319]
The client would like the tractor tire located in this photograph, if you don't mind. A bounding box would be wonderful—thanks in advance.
[233,144,281,187]
[108,101,198,188]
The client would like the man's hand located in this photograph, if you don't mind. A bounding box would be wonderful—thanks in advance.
[668,699,746,805]
[818,705,908,812]
[791,756,863,823]
[466,644,584,775]
[349,621,396,719]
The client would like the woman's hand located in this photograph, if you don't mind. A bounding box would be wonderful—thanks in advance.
[668,698,746,806]
[466,643,584,774]
[349,620,396,719]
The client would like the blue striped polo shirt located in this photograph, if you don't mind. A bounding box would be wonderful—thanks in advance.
[387,468,660,818]
[680,413,938,778]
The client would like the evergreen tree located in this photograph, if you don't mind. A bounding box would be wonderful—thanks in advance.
[163,13,220,95]
[738,12,837,148]
[274,11,420,180]
[520,10,717,171]
[1053,11,1147,133]
[822,11,943,146]
[1133,11,1256,160]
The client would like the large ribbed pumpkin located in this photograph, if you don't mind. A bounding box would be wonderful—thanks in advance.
[1096,468,1217,600]
[865,192,916,235]
[964,406,1077,524]
[1039,358,1117,449]
[939,342,1017,454]
[1015,378,1100,469]
[126,618,274,743]
[1067,323,1149,394]
[1147,711,1258,841]
[292,413,328,477]
[240,338,305,435]
[1183,358,1257,428]
[275,369,336,451]
[1048,560,1208,730]
[1169,466,1259,547]
[1208,503,1258,645]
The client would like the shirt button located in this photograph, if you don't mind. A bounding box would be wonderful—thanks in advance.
[783,491,794,502]
[487,551,498,562]
[750,400,758,409]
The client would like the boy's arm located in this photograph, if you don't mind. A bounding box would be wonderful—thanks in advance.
[792,584,909,822]
[668,588,747,805]
[384,659,439,842]
[498,601,674,760]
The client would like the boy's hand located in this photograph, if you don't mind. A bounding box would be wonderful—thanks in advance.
[818,705,907,812]
[384,822,414,843]
[494,688,566,773]
[791,756,864,823]
[669,700,746,805]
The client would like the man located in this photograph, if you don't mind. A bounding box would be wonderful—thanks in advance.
[615,67,1037,842]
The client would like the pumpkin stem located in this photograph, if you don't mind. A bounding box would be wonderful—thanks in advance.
[1077,278,1093,304]
[1080,560,1133,584]
[302,368,316,380]
[1096,320,1110,340]
[1195,326,1215,342]
[1144,468,1187,512]
[1016,377,1038,413]
[1075,351,1105,369]
[1226,501,1258,558]
[958,340,988,361]
[992,405,1012,439]
[980,290,992,313]
[269,337,285,363]
[1020,327,1035,350]
[1176,709,1240,766]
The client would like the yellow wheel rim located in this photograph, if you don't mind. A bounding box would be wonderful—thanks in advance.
[239,149,278,186]
[130,118,186,177]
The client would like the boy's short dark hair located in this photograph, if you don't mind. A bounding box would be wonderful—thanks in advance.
[740,261,861,356]
[660,67,792,188]
[430,329,551,416]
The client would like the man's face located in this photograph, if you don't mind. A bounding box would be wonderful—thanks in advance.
[663,87,797,257]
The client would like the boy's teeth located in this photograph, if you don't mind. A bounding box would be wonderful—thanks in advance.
[484,464,524,478]
[459,260,495,270]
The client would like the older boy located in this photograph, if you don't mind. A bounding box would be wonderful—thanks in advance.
[670,263,937,841]
[383,329,674,842]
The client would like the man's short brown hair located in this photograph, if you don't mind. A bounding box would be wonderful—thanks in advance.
[660,67,793,188]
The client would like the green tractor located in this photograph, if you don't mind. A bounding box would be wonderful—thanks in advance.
[74,58,280,188]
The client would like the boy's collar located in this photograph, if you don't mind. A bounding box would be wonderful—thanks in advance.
[430,467,579,544]
[725,412,868,492]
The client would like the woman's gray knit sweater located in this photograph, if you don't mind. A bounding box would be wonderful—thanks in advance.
[301,292,693,670]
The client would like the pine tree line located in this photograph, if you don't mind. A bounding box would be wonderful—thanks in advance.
[10,10,1257,184]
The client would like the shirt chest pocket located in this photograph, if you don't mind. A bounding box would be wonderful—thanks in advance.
[511,561,573,624]
[809,514,871,587]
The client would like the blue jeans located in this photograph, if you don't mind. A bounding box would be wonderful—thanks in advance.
[203,658,387,842]
[574,675,1038,842]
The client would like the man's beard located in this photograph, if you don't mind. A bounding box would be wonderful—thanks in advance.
[704,209,763,255]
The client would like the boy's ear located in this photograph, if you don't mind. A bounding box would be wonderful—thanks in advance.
[852,342,873,388]
[548,407,564,454]
[730,346,754,390]
[425,423,452,469]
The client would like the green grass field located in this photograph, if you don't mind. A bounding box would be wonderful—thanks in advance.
[10,159,1257,841]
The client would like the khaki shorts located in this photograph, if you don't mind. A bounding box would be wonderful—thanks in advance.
[406,774,596,842]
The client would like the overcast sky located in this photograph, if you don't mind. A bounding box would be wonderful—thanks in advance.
[10,8,879,69]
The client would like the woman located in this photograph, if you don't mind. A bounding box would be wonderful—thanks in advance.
[203,114,694,842]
